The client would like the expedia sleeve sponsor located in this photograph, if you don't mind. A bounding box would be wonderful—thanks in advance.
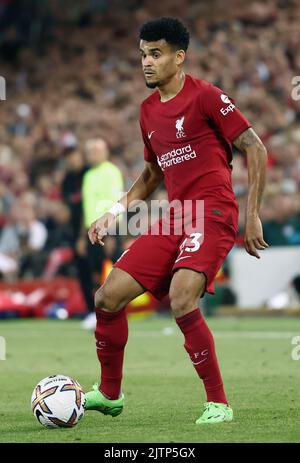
[200,83,251,142]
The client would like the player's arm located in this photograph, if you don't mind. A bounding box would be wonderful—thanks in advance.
[233,127,269,259]
[88,161,163,246]
[125,161,164,207]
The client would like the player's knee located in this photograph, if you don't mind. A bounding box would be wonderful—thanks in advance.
[94,285,120,312]
[169,293,197,317]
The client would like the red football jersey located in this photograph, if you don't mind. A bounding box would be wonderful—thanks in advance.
[140,74,251,230]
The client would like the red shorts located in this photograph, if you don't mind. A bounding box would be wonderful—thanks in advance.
[114,217,237,300]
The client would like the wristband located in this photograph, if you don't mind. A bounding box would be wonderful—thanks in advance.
[108,202,126,218]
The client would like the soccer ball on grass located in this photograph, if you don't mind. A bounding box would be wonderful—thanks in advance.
[31,374,85,428]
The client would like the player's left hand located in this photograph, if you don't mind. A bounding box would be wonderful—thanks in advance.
[244,215,269,259]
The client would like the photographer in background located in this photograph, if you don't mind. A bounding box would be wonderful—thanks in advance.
[80,138,124,329]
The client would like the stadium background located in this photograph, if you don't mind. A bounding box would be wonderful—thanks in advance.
[1,0,300,317]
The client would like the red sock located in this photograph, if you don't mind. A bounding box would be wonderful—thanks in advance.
[176,308,228,404]
[95,307,128,400]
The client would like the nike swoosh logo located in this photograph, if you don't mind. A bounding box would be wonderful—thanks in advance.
[192,358,208,365]
[148,131,155,139]
[174,255,191,264]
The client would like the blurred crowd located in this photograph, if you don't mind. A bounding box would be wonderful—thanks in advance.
[0,0,300,284]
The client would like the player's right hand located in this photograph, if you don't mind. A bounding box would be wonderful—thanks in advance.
[88,212,115,246]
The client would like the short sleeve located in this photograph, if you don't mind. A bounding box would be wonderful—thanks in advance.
[139,120,157,164]
[201,84,251,142]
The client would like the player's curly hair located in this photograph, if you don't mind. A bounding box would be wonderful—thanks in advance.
[139,17,190,52]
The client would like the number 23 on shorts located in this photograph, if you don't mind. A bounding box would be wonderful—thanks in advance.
[175,232,203,263]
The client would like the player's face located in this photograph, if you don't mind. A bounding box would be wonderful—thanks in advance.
[140,39,182,89]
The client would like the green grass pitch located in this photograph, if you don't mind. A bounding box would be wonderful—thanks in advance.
[1,315,300,443]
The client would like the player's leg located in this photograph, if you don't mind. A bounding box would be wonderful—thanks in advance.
[87,226,178,416]
[169,268,233,424]
[94,266,145,312]
[170,268,227,403]
[85,267,145,416]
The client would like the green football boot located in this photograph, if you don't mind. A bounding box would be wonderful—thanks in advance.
[196,402,233,424]
[84,384,124,417]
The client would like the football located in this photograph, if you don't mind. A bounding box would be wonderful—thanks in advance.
[31,374,85,428]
